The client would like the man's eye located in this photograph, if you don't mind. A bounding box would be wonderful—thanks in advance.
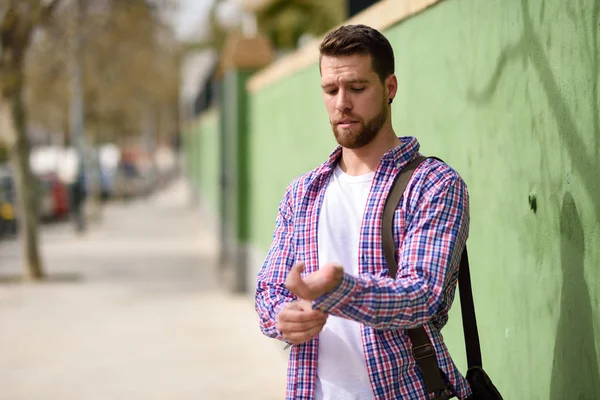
[351,87,365,93]
[327,89,338,95]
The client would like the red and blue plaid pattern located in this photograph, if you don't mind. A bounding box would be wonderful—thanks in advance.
[255,137,472,399]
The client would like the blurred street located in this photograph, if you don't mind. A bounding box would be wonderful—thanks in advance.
[0,179,287,400]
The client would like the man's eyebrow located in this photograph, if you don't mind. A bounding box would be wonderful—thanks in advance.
[321,79,369,88]
[347,79,369,84]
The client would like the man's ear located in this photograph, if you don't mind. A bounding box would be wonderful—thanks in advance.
[385,74,398,103]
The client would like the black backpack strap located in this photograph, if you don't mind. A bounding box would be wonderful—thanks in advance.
[458,248,482,369]
[382,155,447,396]
[383,155,480,398]
[382,155,427,279]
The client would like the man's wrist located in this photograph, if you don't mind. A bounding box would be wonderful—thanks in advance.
[322,268,344,295]
[313,273,358,313]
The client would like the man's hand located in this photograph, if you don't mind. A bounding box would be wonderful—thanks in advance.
[285,261,344,301]
[277,299,328,345]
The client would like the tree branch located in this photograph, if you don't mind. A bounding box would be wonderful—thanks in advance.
[41,0,62,20]
[29,0,63,27]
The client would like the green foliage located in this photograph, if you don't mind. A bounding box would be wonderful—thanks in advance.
[256,0,345,49]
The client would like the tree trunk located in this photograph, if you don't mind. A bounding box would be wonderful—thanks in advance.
[8,77,44,280]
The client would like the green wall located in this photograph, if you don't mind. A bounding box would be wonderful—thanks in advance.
[222,70,255,245]
[249,65,336,249]
[247,0,600,398]
[221,70,255,292]
[184,108,221,214]
[199,108,221,213]
[182,120,200,195]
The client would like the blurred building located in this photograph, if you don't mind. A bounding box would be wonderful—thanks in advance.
[179,0,373,122]
[180,51,219,122]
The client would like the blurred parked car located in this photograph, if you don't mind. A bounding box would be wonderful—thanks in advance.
[0,166,17,238]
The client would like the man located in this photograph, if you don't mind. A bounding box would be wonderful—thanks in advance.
[255,24,472,400]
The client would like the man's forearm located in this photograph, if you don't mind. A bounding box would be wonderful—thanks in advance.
[312,272,444,330]
[313,175,469,330]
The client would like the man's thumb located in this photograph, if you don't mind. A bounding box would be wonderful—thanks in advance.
[285,262,305,293]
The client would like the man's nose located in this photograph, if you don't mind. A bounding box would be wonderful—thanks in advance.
[335,89,352,112]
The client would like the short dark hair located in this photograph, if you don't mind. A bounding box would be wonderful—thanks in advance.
[319,24,395,82]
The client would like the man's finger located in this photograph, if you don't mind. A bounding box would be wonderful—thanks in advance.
[285,262,310,298]
[297,299,313,311]
[283,301,301,311]
[278,318,326,334]
[279,307,327,324]
[284,324,327,345]
[298,299,327,318]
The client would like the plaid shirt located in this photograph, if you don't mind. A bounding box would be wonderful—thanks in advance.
[255,136,472,400]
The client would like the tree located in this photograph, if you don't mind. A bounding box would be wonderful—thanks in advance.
[0,0,180,280]
[0,0,62,280]
[255,0,345,50]
[25,0,180,147]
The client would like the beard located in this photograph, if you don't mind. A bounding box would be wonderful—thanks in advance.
[331,100,388,149]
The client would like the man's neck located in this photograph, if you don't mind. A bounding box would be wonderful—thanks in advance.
[338,127,401,176]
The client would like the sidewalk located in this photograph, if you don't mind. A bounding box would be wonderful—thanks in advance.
[0,179,287,400]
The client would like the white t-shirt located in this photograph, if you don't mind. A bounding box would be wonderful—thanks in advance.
[315,165,376,400]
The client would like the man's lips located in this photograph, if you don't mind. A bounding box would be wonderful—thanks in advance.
[336,119,359,125]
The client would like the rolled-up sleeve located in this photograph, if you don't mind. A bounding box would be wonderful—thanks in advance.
[255,183,298,341]
[313,174,469,331]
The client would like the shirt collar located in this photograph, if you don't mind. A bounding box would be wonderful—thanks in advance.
[314,136,421,176]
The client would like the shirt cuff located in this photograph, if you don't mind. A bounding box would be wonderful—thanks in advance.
[312,273,361,313]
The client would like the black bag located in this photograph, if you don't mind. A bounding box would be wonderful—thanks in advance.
[382,156,503,400]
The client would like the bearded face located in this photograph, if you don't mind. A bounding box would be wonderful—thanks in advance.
[331,96,388,149]
[320,54,391,149]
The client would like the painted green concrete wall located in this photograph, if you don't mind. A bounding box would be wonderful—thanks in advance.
[222,70,255,244]
[198,108,221,213]
[247,0,600,398]
[182,120,201,194]
[249,65,336,248]
[184,108,221,214]
[221,70,256,292]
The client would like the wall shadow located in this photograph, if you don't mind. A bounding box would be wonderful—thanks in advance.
[550,192,600,399]
[465,0,600,396]
[467,0,600,227]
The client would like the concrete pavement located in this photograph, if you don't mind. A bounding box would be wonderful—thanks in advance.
[0,179,288,400]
